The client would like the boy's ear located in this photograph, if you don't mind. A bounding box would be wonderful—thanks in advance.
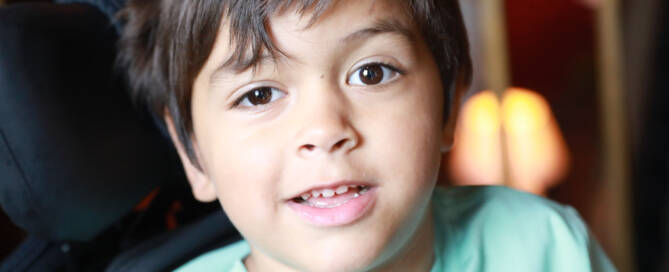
[164,114,218,202]
[442,81,465,152]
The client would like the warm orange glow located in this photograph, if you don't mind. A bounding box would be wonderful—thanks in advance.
[502,88,569,195]
[449,88,569,195]
[449,91,504,185]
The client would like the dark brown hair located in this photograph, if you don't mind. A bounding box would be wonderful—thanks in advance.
[117,0,472,168]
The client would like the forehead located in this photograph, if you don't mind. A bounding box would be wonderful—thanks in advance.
[272,0,411,32]
[271,0,413,44]
[211,0,415,75]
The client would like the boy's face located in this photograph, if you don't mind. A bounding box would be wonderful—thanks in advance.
[170,0,454,270]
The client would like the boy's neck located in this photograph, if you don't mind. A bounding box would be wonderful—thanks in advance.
[369,204,435,272]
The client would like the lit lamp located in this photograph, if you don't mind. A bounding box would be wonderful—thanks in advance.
[449,91,504,185]
[449,88,569,196]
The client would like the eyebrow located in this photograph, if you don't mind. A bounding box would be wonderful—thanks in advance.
[211,18,414,79]
[341,18,415,44]
[210,53,275,82]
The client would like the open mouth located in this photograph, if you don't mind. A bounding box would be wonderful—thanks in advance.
[287,184,377,227]
[291,185,372,208]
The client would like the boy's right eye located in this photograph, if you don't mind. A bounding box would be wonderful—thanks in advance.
[233,87,286,108]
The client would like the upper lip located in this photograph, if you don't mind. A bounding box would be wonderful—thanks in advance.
[287,180,375,201]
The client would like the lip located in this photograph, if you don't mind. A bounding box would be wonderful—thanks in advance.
[286,186,377,227]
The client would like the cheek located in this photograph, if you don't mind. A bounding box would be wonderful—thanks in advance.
[198,123,287,230]
[365,84,444,182]
[352,93,442,267]
[357,81,443,211]
[374,109,441,205]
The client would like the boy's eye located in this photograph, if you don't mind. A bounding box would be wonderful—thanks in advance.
[235,87,286,108]
[348,63,401,86]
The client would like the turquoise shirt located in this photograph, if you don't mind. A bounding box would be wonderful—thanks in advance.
[177,186,615,271]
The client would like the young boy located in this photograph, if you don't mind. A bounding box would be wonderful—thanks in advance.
[118,0,615,271]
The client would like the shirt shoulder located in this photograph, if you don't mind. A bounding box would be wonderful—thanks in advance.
[175,240,249,272]
[432,186,615,272]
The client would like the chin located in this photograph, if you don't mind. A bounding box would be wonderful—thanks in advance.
[290,232,396,272]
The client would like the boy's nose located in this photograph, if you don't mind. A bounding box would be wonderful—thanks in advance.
[294,99,360,158]
[297,123,359,158]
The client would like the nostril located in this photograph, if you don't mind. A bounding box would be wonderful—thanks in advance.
[303,144,316,151]
[332,139,348,151]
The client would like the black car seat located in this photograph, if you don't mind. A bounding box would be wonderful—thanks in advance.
[0,2,239,271]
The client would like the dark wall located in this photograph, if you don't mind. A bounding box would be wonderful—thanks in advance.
[505,0,599,230]
[633,2,669,271]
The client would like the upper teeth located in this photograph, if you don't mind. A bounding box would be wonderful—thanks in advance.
[335,185,349,194]
[300,185,362,200]
[322,189,335,197]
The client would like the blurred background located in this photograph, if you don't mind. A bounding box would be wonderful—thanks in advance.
[442,0,667,271]
[0,0,667,271]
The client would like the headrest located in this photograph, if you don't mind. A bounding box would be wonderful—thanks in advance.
[0,3,178,241]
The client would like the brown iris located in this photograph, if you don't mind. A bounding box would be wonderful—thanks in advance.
[359,64,384,85]
[247,87,273,105]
